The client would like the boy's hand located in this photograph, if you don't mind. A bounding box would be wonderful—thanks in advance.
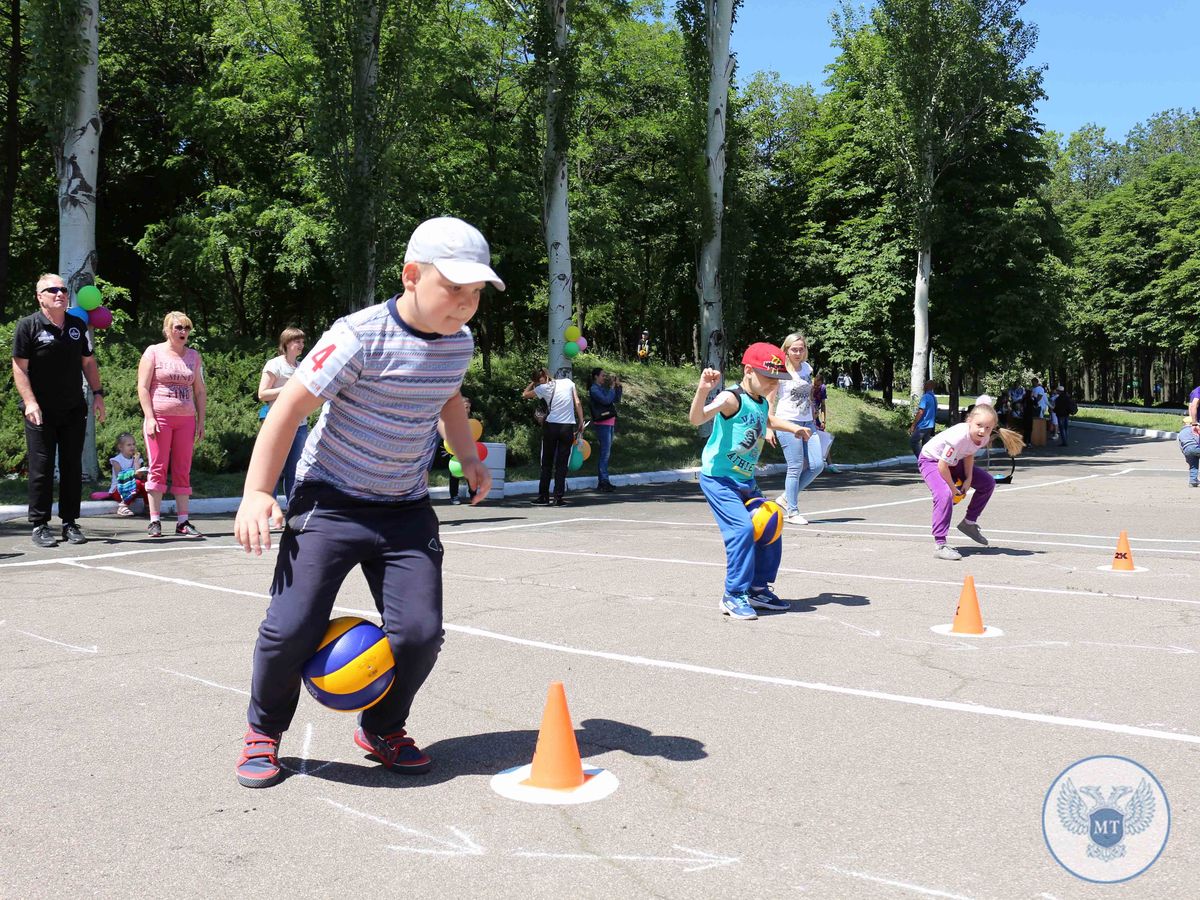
[698,368,722,391]
[795,426,812,441]
[235,490,283,556]
[764,427,776,447]
[461,458,492,505]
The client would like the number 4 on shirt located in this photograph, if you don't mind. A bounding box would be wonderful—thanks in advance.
[309,344,336,371]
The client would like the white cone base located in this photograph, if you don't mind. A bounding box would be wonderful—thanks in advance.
[490,764,618,805]
[1096,564,1148,573]
[931,623,1004,638]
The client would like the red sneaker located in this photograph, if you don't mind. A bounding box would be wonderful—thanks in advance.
[236,729,283,788]
[353,727,432,774]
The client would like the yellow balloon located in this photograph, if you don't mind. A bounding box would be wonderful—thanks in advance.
[443,438,453,455]
[468,418,483,441]
[564,325,581,342]
[578,438,591,461]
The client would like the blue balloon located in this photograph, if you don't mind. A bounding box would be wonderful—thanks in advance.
[67,306,90,324]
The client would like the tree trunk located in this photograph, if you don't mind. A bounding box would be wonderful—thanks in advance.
[57,0,100,481]
[1138,349,1153,407]
[542,0,573,376]
[909,234,932,404]
[948,355,961,425]
[697,0,733,376]
[0,0,23,318]
[346,0,384,310]
[881,356,894,406]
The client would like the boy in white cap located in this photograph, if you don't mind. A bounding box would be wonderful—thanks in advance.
[232,217,503,788]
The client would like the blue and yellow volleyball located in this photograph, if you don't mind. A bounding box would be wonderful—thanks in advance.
[744,497,784,546]
[302,617,395,712]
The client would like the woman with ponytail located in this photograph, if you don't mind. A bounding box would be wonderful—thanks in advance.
[917,396,1024,560]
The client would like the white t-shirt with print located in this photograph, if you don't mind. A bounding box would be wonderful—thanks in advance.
[920,422,984,465]
[263,355,308,426]
[534,378,578,425]
[775,362,814,422]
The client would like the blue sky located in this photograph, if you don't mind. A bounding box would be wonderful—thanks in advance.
[733,0,1200,141]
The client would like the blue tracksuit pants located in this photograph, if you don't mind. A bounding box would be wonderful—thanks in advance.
[247,483,445,737]
[699,473,783,596]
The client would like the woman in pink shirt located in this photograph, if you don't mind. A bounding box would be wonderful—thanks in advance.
[137,311,207,538]
[918,398,1023,560]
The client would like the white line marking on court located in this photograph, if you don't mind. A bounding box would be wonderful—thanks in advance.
[321,798,485,856]
[799,528,1200,555]
[1079,641,1195,655]
[441,539,1200,607]
[825,865,975,899]
[45,557,1200,744]
[446,624,1200,745]
[511,846,739,872]
[300,722,313,776]
[0,543,249,568]
[61,560,269,597]
[809,521,1200,545]
[159,668,250,696]
[10,628,97,653]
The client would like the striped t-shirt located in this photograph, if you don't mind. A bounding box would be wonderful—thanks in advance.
[293,296,473,501]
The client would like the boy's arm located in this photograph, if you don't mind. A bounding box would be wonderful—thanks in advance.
[440,391,491,505]
[689,369,737,425]
[234,377,326,554]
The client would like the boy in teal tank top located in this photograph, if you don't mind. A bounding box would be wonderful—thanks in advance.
[690,343,809,620]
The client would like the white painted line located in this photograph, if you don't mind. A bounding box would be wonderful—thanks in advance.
[300,722,313,776]
[10,628,98,654]
[511,844,736,872]
[800,528,1200,555]
[61,560,269,597]
[441,539,1200,606]
[447,623,1200,746]
[825,865,976,899]
[159,668,250,696]
[810,521,1200,545]
[321,798,485,856]
[0,542,248,568]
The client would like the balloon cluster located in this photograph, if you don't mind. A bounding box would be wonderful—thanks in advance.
[568,434,591,472]
[66,284,113,329]
[444,418,487,478]
[562,324,588,359]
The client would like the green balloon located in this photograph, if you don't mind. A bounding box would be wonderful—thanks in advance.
[448,458,464,477]
[563,341,580,358]
[77,284,103,311]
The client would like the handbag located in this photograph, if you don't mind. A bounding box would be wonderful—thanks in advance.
[533,381,556,426]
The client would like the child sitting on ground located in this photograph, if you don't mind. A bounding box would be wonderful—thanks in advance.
[106,432,148,516]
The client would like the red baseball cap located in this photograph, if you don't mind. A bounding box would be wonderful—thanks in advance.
[741,342,789,378]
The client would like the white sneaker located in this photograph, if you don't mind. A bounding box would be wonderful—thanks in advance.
[774,493,787,507]
[934,545,962,560]
[786,512,808,525]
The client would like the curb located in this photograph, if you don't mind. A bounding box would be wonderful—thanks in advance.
[1070,420,1179,441]
[0,453,923,523]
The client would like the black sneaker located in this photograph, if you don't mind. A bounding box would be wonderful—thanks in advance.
[31,525,58,548]
[61,523,88,545]
[529,496,551,506]
[550,497,568,506]
[598,482,615,493]
[148,520,162,538]
[175,521,204,538]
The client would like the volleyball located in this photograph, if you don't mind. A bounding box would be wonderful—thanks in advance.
[302,617,395,712]
[953,478,966,505]
[744,497,784,546]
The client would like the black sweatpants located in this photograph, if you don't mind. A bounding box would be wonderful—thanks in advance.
[24,404,86,526]
[247,483,445,737]
[538,421,575,500]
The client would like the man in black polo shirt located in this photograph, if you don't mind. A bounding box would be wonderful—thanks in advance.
[11,273,107,548]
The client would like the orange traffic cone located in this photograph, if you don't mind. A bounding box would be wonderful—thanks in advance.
[1111,531,1135,571]
[950,575,986,635]
[522,682,589,790]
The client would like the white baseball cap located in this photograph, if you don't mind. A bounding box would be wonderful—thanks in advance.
[404,217,505,290]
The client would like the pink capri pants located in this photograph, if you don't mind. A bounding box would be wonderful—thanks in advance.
[144,415,196,496]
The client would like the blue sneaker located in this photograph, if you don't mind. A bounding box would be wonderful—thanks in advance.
[748,586,789,610]
[720,592,757,620]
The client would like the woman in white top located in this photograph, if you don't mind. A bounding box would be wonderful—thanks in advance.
[257,327,307,503]
[523,367,583,506]
[767,331,824,525]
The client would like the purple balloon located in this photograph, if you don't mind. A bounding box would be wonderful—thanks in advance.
[88,306,113,329]
[576,336,588,351]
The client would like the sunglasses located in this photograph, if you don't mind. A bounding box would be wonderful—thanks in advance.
[172,324,192,332]
[41,286,68,295]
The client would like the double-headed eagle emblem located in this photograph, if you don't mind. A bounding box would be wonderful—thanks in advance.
[1057,777,1156,862]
